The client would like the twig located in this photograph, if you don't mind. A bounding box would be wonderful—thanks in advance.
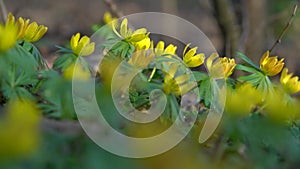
[103,0,123,18]
[269,4,298,53]
[0,0,7,23]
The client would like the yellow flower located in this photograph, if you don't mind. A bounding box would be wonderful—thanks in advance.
[206,53,236,78]
[70,33,95,56]
[280,68,300,94]
[23,21,48,42]
[112,18,149,42]
[152,41,177,56]
[260,51,284,76]
[63,63,91,80]
[0,99,40,158]
[6,13,48,42]
[183,43,205,67]
[225,83,263,116]
[128,50,155,68]
[219,57,236,77]
[0,23,18,52]
[162,63,196,96]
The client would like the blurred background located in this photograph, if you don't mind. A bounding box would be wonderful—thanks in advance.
[2,0,300,169]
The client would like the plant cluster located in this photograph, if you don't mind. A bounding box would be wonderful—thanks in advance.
[0,11,300,168]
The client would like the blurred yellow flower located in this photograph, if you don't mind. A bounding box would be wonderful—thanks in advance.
[63,63,91,80]
[98,57,122,87]
[7,13,48,42]
[207,53,236,78]
[0,99,40,158]
[152,41,177,56]
[260,51,284,76]
[0,23,18,53]
[103,11,117,24]
[225,83,263,116]
[264,90,298,123]
[128,50,155,68]
[70,33,95,56]
[162,63,196,96]
[113,18,149,42]
[280,68,300,94]
[183,43,205,67]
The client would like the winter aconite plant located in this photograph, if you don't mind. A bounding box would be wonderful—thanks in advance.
[1,9,300,169]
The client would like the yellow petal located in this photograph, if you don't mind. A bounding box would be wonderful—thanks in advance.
[132,28,147,36]
[177,83,197,95]
[79,36,90,46]
[155,41,165,56]
[75,36,90,55]
[168,63,179,78]
[165,44,177,55]
[24,22,38,41]
[260,51,269,66]
[6,13,15,27]
[127,28,148,42]
[206,53,219,72]
[183,43,191,55]
[31,25,48,42]
[120,18,128,38]
[17,18,30,39]
[185,54,205,67]
[175,74,190,84]
[80,42,95,56]
[70,33,80,53]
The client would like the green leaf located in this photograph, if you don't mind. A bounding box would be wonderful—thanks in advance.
[5,45,38,74]
[257,76,274,95]
[192,71,208,81]
[16,87,35,100]
[20,41,49,70]
[199,78,211,107]
[56,45,73,54]
[170,94,179,122]
[238,73,264,85]
[236,52,261,72]
[53,54,77,71]
[226,77,237,88]
[107,40,134,59]
[236,64,260,73]
[91,24,103,32]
